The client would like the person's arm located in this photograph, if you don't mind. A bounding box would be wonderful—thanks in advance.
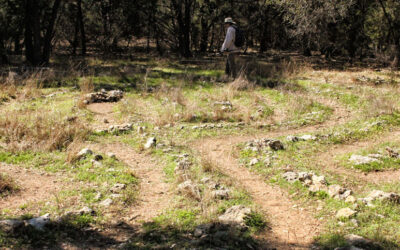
[221,27,235,52]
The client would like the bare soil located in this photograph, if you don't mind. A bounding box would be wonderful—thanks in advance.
[192,134,323,249]
[91,142,172,224]
[0,163,61,212]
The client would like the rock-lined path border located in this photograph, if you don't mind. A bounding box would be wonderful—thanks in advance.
[319,130,400,184]
[91,142,172,223]
[192,136,322,249]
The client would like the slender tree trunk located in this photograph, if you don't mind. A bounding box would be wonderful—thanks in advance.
[182,0,192,57]
[171,0,192,57]
[42,0,62,65]
[72,14,79,55]
[200,18,209,53]
[25,0,41,65]
[77,0,86,55]
[260,21,269,53]
[14,34,21,54]
[0,36,8,65]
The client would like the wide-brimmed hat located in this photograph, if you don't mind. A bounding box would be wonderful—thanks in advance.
[224,17,236,24]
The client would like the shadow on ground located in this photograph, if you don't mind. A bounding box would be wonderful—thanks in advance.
[0,214,325,249]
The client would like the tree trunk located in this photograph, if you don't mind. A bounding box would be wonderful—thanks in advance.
[72,13,79,55]
[25,0,41,65]
[14,34,21,54]
[42,0,62,65]
[171,0,192,57]
[0,37,8,65]
[77,0,86,55]
[199,17,209,53]
[259,21,269,53]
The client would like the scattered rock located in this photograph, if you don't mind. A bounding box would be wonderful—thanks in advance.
[350,219,359,227]
[177,180,201,200]
[349,155,381,165]
[100,198,113,207]
[91,159,102,167]
[269,140,285,151]
[193,223,213,238]
[94,192,102,201]
[286,136,299,142]
[345,196,357,203]
[84,89,123,104]
[28,213,51,231]
[345,234,372,247]
[107,152,117,159]
[77,148,93,159]
[109,123,133,133]
[386,147,399,158]
[308,183,326,193]
[249,158,259,166]
[336,208,357,219]
[282,172,298,183]
[312,175,327,185]
[111,183,126,193]
[367,153,383,159]
[78,207,94,215]
[361,190,400,204]
[211,189,230,200]
[94,154,103,161]
[328,185,352,200]
[218,205,251,226]
[144,137,157,149]
[110,194,122,198]
[298,172,313,182]
[299,135,317,141]
[0,219,24,233]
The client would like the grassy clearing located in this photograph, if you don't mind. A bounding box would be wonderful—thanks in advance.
[1,56,400,248]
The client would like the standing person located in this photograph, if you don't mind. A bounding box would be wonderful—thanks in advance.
[221,17,241,79]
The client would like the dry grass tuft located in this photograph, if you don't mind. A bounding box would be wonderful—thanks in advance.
[0,111,89,152]
[77,77,94,108]
[201,155,217,173]
[228,74,255,92]
[0,174,19,196]
[365,94,398,117]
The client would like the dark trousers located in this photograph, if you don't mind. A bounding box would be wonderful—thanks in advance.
[225,52,238,78]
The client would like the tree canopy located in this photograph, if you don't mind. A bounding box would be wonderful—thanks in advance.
[0,0,399,66]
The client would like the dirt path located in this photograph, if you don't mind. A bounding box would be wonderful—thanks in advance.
[87,102,172,223]
[193,137,321,249]
[0,163,61,211]
[319,130,400,185]
[91,142,172,223]
[86,103,122,131]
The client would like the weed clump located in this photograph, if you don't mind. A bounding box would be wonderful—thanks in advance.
[0,112,89,152]
[0,174,19,197]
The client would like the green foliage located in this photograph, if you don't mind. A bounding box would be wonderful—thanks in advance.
[244,212,267,231]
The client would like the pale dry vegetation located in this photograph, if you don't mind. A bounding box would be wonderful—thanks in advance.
[0,110,89,152]
[0,174,18,197]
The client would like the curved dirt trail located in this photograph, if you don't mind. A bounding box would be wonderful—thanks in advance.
[91,143,172,223]
[187,98,353,248]
[318,130,400,184]
[87,102,172,223]
[86,103,121,130]
[193,138,322,249]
